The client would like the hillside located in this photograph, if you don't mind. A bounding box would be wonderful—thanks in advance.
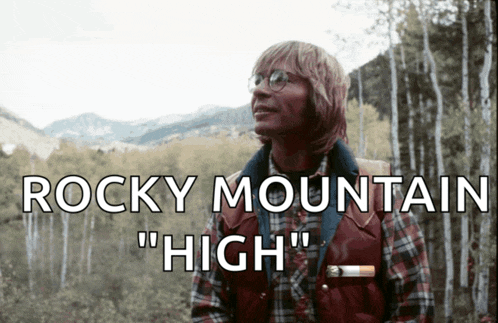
[0,106,45,135]
[0,106,60,160]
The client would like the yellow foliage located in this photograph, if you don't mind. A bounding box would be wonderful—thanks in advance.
[346,99,392,162]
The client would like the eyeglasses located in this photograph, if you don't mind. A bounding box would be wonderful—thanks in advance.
[248,69,294,93]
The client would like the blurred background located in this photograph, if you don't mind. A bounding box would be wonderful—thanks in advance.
[0,0,496,322]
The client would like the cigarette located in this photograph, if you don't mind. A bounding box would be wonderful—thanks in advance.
[326,265,375,278]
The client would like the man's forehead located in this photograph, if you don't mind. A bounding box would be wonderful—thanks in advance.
[255,60,296,74]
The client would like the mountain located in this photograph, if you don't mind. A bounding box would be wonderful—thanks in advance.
[44,113,150,142]
[133,104,231,130]
[0,106,60,160]
[125,104,254,145]
[43,104,235,143]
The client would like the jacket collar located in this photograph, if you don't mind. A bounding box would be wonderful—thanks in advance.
[238,139,358,188]
[236,139,358,283]
[236,142,271,186]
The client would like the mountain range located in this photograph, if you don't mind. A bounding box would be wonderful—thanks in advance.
[1,104,255,159]
[43,104,237,143]
[125,104,254,145]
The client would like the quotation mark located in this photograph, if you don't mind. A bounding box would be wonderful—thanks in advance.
[290,231,309,248]
[138,231,158,248]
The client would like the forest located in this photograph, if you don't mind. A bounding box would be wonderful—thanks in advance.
[0,0,496,322]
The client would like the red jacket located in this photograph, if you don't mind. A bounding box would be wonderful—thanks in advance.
[219,159,390,323]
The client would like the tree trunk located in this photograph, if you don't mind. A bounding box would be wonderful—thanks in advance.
[33,211,39,272]
[419,2,453,321]
[119,199,125,260]
[33,211,40,289]
[400,41,416,172]
[358,67,365,158]
[79,208,88,282]
[60,211,69,289]
[399,37,419,223]
[416,52,430,243]
[60,184,72,289]
[460,0,471,289]
[476,0,493,315]
[22,212,34,297]
[388,0,401,176]
[87,212,95,275]
[41,215,46,276]
[145,213,149,263]
[427,220,435,265]
[419,23,435,184]
[49,214,55,284]
[416,53,425,178]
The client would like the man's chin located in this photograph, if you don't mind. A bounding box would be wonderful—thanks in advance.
[254,124,268,135]
[254,126,276,138]
[254,125,305,139]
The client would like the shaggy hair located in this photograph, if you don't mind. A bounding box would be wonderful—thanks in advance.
[252,41,350,155]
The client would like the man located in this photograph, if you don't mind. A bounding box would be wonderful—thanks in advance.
[191,41,434,322]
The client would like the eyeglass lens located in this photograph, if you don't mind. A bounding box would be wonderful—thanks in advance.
[248,70,289,93]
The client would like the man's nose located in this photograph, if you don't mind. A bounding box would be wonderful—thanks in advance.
[252,79,272,97]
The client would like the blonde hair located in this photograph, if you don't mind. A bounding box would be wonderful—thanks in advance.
[252,41,350,154]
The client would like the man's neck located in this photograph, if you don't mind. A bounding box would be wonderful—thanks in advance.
[270,136,322,173]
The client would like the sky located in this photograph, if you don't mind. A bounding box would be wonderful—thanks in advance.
[0,0,388,129]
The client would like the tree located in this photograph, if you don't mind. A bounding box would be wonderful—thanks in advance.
[87,210,96,275]
[49,213,55,284]
[78,208,89,282]
[357,67,366,157]
[344,0,496,319]
[418,0,453,321]
[60,185,71,289]
[388,0,402,176]
[476,0,493,315]
[22,211,35,298]
[459,0,471,290]
[399,34,416,172]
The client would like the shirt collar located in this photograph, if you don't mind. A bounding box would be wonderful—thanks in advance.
[268,152,330,179]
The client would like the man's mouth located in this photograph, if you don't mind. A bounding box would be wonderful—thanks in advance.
[253,106,277,117]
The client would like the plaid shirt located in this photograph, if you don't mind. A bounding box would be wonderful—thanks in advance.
[191,154,434,322]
